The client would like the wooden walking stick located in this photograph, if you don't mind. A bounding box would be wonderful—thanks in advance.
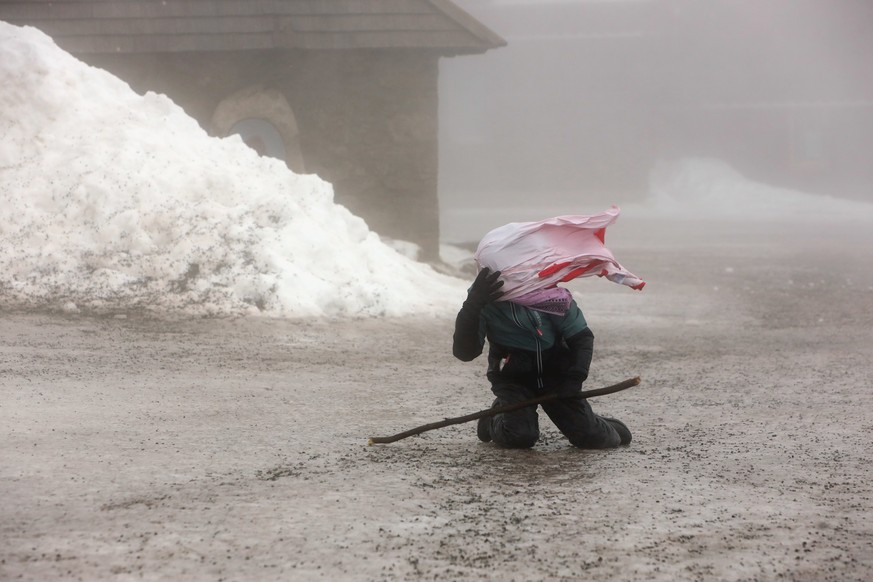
[368,376,641,445]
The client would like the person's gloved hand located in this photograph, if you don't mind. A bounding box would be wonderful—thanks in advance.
[465,267,505,309]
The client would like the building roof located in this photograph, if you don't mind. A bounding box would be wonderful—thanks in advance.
[0,0,505,55]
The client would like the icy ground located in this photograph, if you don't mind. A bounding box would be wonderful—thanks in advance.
[2,220,872,581]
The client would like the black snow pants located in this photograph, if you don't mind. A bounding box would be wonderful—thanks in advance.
[484,381,623,449]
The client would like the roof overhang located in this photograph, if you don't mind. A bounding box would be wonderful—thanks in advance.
[0,0,505,55]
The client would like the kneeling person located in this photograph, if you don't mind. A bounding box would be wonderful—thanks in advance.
[453,268,631,449]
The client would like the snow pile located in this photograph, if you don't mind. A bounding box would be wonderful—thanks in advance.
[641,158,873,222]
[0,23,465,317]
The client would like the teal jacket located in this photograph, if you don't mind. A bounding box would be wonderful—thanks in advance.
[477,300,588,352]
[453,298,594,392]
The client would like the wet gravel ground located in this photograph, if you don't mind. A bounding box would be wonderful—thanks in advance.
[2,221,872,581]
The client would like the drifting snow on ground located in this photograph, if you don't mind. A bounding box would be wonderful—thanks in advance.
[0,23,465,317]
[638,158,873,223]
[441,158,873,244]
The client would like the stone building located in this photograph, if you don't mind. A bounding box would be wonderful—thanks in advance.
[1,1,505,260]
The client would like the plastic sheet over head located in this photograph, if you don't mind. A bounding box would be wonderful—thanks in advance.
[473,206,645,302]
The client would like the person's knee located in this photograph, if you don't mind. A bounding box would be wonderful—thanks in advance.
[491,413,539,448]
[566,418,626,449]
[493,427,539,449]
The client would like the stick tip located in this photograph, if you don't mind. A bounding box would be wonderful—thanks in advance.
[633,376,641,385]
[367,438,375,446]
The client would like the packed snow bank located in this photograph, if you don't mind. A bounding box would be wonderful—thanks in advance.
[634,158,873,222]
[0,23,465,317]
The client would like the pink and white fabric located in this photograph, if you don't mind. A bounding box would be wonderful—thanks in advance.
[474,206,645,302]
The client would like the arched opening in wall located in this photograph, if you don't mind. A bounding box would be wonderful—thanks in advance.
[212,86,306,174]
[229,118,286,160]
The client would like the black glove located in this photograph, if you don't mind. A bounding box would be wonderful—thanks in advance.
[464,267,505,309]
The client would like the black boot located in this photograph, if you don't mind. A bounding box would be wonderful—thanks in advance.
[604,417,632,445]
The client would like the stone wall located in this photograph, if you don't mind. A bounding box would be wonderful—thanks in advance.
[280,50,441,260]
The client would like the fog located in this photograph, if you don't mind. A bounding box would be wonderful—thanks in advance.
[4,11,873,581]
[439,0,873,239]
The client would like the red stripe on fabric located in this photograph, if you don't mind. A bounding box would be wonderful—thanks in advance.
[538,261,571,278]
[594,228,606,243]
[559,267,588,282]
